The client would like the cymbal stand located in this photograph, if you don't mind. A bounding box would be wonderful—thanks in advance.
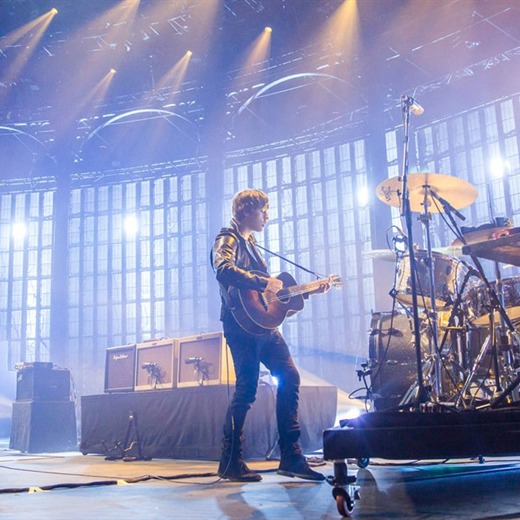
[456,312,497,408]
[399,95,429,406]
[485,183,513,390]
[402,251,476,407]
[435,266,476,400]
[417,185,443,398]
[492,260,515,375]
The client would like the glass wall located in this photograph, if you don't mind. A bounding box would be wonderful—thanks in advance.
[2,93,519,394]
[0,189,54,369]
[67,167,209,392]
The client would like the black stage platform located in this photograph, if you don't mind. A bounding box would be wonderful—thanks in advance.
[81,384,337,460]
[323,409,520,461]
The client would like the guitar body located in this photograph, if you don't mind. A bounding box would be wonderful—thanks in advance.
[230,271,305,335]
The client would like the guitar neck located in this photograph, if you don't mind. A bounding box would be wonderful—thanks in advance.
[280,278,328,298]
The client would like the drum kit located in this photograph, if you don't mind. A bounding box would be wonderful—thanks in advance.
[366,172,520,411]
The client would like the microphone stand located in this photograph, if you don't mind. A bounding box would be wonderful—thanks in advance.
[399,96,429,407]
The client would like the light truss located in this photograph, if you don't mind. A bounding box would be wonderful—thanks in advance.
[398,44,520,110]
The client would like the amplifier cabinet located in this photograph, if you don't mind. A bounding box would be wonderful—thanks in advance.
[104,344,136,393]
[16,366,71,401]
[135,338,177,391]
[177,331,236,388]
[10,400,77,453]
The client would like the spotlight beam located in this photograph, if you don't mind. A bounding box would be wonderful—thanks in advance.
[1,8,58,86]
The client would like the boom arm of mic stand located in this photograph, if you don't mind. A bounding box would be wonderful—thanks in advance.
[429,190,466,221]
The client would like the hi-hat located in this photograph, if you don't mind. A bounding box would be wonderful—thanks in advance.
[376,173,477,213]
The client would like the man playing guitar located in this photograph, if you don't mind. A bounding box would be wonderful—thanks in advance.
[211,188,331,482]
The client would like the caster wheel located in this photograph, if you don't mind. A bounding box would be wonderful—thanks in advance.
[357,457,369,469]
[333,488,354,517]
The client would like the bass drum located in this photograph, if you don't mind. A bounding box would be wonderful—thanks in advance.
[369,311,428,411]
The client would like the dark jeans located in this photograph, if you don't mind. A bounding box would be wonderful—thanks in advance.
[222,314,301,458]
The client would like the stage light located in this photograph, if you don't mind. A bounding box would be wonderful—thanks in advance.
[186,50,193,57]
[124,215,139,236]
[50,8,58,15]
[12,222,27,240]
[344,408,361,420]
[357,185,369,207]
[489,156,510,179]
[110,68,117,74]
[264,26,272,33]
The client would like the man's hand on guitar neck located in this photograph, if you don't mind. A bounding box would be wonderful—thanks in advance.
[264,277,284,294]
[307,281,331,295]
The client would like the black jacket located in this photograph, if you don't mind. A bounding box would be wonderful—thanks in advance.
[211,219,268,317]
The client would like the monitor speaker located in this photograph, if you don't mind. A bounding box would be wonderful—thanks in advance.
[135,338,177,391]
[177,331,235,387]
[104,344,136,393]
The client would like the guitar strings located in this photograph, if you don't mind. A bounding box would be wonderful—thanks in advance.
[262,282,326,304]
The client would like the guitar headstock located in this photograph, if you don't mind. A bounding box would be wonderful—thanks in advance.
[329,274,343,288]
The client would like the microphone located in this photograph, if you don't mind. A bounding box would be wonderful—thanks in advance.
[430,191,466,221]
[185,356,203,365]
[401,95,424,116]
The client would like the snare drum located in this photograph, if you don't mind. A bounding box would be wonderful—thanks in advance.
[464,277,520,327]
[396,250,469,309]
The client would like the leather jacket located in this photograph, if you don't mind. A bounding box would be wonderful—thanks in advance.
[211,219,268,317]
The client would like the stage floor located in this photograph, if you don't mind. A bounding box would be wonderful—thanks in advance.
[2,441,520,519]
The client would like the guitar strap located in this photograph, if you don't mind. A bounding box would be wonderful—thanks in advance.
[254,242,325,279]
[246,236,268,272]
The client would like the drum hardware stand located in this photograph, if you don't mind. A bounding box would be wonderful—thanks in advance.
[435,271,476,401]
[430,188,520,408]
[399,271,474,408]
[456,312,499,408]
[463,259,517,406]
[492,260,516,373]
[490,361,520,408]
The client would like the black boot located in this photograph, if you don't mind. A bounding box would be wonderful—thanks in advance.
[218,437,262,482]
[277,453,325,482]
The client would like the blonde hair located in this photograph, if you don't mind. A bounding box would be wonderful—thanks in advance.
[232,189,268,221]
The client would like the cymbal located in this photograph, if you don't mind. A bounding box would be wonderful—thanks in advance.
[362,249,397,262]
[376,173,477,213]
[362,245,464,262]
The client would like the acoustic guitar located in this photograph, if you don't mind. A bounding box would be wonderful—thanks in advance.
[229,271,343,335]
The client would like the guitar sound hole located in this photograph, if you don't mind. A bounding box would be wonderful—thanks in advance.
[277,291,290,304]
